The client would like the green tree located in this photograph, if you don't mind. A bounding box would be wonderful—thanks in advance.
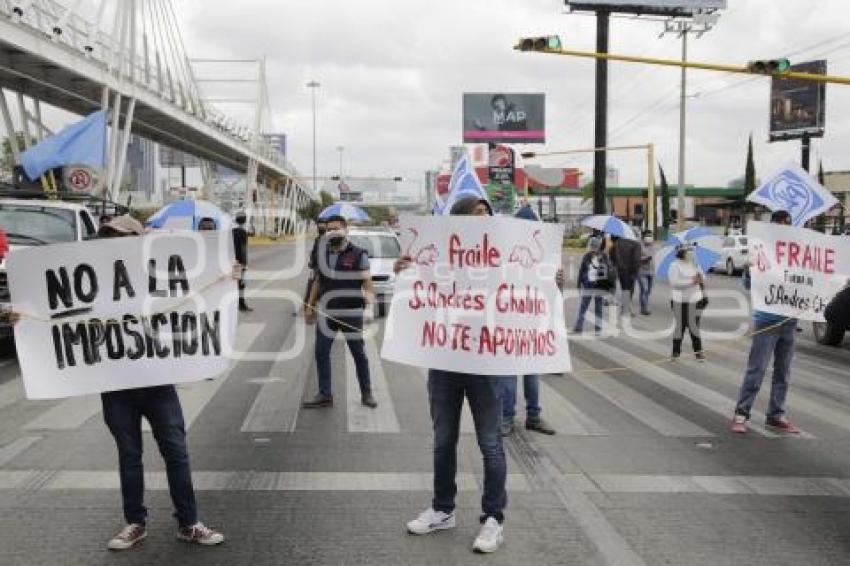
[1,132,36,169]
[744,133,756,198]
[659,164,671,236]
[319,190,335,208]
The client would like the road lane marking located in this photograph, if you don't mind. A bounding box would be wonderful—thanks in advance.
[22,395,102,430]
[346,335,400,433]
[534,380,608,435]
[634,337,850,434]
[568,355,714,437]
[0,436,42,467]
[577,339,801,438]
[0,470,530,492]
[241,323,314,433]
[0,375,24,410]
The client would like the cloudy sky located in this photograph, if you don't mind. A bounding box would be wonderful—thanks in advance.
[25,0,850,196]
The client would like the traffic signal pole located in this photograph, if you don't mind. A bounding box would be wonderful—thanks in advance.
[515,45,850,85]
[593,12,610,216]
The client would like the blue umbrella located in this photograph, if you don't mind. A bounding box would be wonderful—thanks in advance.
[580,215,638,240]
[146,199,232,231]
[655,227,722,279]
[319,202,370,223]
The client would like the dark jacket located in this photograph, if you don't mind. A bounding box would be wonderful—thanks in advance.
[825,286,850,329]
[578,251,615,291]
[612,238,641,279]
[316,242,369,311]
[232,226,248,265]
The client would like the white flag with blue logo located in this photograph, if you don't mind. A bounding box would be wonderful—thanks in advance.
[747,162,838,227]
[440,151,489,216]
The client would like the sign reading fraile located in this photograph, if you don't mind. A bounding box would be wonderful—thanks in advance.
[748,221,850,322]
[381,215,571,375]
[7,233,238,399]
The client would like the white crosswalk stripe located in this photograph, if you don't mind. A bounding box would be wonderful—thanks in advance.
[577,339,809,438]
[241,323,315,433]
[569,355,714,437]
[22,395,102,430]
[534,380,608,435]
[346,334,400,433]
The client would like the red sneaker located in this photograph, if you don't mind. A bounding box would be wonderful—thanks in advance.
[765,417,800,434]
[730,414,748,434]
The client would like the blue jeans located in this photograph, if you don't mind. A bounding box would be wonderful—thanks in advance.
[501,375,541,421]
[638,274,653,313]
[427,370,507,523]
[315,315,371,397]
[101,385,197,527]
[734,321,796,420]
[574,288,604,333]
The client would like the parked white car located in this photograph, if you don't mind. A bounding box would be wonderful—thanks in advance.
[713,235,748,276]
[347,227,402,317]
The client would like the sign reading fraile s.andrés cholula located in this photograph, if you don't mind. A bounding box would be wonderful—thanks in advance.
[7,233,238,399]
[748,221,850,322]
[381,215,571,376]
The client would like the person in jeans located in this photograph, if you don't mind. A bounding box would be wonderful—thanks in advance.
[96,216,225,550]
[668,244,706,361]
[731,210,799,434]
[303,214,377,409]
[638,230,655,315]
[401,196,507,554]
[573,236,612,334]
[500,204,557,437]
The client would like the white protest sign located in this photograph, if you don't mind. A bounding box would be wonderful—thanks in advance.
[381,215,571,375]
[748,221,850,321]
[8,232,238,399]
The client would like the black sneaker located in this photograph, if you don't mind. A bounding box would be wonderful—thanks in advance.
[526,417,555,435]
[361,393,378,408]
[301,394,333,408]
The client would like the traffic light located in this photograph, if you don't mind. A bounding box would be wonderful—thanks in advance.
[746,58,791,75]
[516,35,562,52]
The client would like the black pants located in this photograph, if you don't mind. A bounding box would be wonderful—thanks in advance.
[672,301,703,356]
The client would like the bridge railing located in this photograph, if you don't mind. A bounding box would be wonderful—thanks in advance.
[0,0,307,191]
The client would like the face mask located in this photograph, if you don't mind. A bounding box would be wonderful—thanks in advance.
[327,229,346,245]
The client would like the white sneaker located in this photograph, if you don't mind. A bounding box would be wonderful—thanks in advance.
[107,523,146,550]
[406,508,456,535]
[472,517,504,553]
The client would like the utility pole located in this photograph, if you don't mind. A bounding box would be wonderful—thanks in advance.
[801,132,811,172]
[337,145,344,179]
[306,80,320,194]
[677,27,688,230]
[593,11,610,215]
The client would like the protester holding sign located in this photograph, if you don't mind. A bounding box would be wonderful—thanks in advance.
[37,216,225,550]
[398,196,508,554]
[668,244,707,361]
[303,214,377,409]
[732,210,800,434]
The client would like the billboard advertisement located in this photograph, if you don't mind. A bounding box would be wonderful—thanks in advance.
[525,165,581,196]
[566,1,726,15]
[769,60,826,142]
[488,145,515,186]
[463,93,545,144]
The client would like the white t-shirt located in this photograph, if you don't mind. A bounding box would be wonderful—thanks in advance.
[668,259,704,304]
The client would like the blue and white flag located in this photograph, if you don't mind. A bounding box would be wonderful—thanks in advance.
[748,162,838,227]
[20,110,107,181]
[440,151,489,216]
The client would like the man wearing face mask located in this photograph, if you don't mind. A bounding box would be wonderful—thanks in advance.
[303,215,377,409]
[232,211,251,312]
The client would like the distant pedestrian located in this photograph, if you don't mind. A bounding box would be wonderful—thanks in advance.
[501,204,558,437]
[303,215,377,409]
[731,210,800,434]
[400,196,507,554]
[300,219,328,316]
[611,234,641,316]
[668,244,706,361]
[232,211,251,312]
[573,236,614,334]
[98,216,224,550]
[638,230,656,315]
[197,217,217,231]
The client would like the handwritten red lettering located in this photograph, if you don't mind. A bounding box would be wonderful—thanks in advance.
[448,233,500,268]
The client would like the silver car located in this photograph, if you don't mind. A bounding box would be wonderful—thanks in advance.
[347,228,402,317]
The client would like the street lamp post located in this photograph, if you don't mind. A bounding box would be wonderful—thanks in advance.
[337,145,344,179]
[306,80,321,194]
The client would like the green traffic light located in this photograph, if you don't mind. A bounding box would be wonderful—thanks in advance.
[776,58,791,72]
[547,36,562,50]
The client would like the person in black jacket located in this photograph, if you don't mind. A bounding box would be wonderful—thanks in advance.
[825,283,850,330]
[611,234,642,317]
[232,212,251,312]
[573,236,614,334]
